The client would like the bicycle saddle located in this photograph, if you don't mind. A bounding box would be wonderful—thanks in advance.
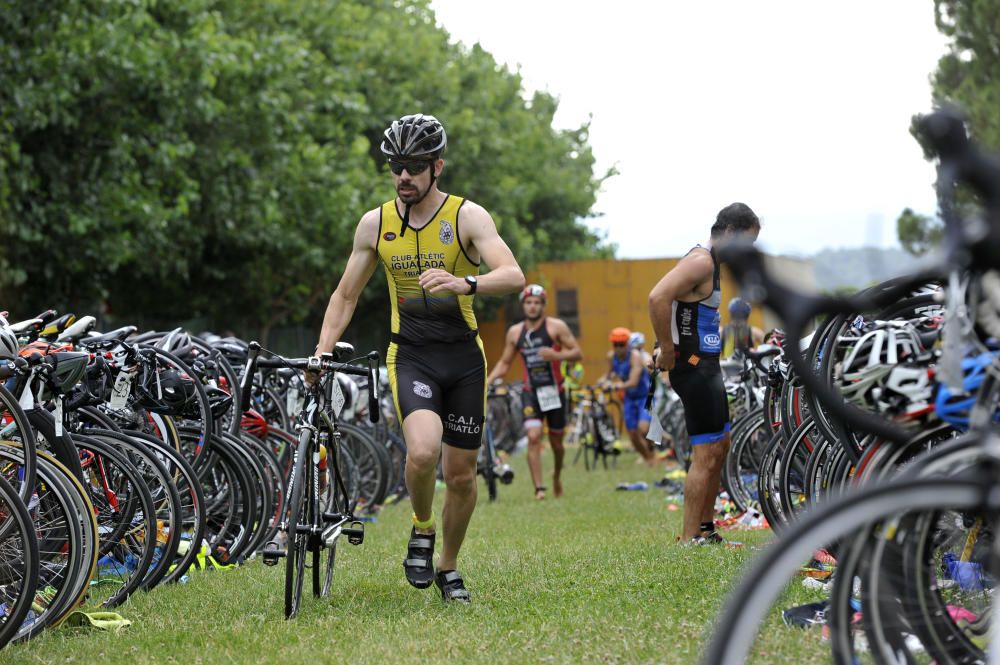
[78,325,138,350]
[40,313,76,340]
[56,316,97,344]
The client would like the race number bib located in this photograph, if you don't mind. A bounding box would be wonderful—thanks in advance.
[536,385,562,412]
[330,376,346,418]
[286,385,302,418]
[109,371,131,411]
[53,395,64,438]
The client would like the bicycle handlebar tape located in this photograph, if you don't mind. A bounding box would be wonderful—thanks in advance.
[368,352,380,424]
[238,342,261,414]
[644,369,658,410]
[918,107,969,160]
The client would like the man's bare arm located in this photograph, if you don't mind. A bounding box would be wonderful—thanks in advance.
[648,251,714,368]
[418,201,525,296]
[621,349,645,390]
[486,325,521,383]
[315,211,380,355]
[550,319,583,362]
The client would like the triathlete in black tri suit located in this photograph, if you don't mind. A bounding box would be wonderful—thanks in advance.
[487,284,582,500]
[648,203,760,543]
[308,114,525,603]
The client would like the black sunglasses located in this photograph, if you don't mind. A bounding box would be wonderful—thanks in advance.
[389,160,433,176]
[613,342,627,347]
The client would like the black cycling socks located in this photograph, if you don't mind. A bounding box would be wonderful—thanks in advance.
[700,521,716,534]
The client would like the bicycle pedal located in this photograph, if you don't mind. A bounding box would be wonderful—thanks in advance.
[261,542,287,566]
[342,521,365,546]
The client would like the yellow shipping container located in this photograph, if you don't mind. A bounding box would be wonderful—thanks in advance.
[480,257,767,385]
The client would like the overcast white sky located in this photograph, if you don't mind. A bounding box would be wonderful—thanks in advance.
[430,0,950,258]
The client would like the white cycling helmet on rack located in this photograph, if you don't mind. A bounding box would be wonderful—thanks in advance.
[838,322,925,406]
[0,314,19,360]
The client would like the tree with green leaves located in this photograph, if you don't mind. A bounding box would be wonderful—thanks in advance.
[897,0,1000,255]
[897,207,942,255]
[0,0,612,347]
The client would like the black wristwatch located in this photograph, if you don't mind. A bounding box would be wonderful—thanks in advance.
[464,275,478,295]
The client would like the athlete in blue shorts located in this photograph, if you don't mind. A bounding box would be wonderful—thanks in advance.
[648,202,761,542]
[600,327,656,466]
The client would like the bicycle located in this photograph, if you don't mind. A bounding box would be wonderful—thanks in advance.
[703,108,1000,664]
[244,341,380,619]
[569,386,621,470]
[485,381,524,455]
[480,385,515,501]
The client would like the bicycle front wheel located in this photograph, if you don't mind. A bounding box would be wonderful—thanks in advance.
[702,476,990,665]
[483,427,498,502]
[284,431,310,619]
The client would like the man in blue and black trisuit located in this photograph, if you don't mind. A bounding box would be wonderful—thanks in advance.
[648,203,760,543]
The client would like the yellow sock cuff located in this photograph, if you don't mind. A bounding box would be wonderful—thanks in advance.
[412,513,434,530]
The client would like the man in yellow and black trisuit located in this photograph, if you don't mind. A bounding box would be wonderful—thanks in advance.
[308,114,524,603]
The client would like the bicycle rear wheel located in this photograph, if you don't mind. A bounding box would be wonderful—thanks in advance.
[0,384,37,503]
[337,422,389,511]
[74,435,157,608]
[315,440,347,599]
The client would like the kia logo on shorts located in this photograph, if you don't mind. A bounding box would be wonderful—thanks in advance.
[704,334,721,346]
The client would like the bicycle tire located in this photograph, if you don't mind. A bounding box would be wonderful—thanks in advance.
[84,428,184,590]
[0,383,37,503]
[116,428,206,584]
[0,472,39,649]
[702,476,989,665]
[73,434,157,607]
[337,421,389,510]
[285,429,310,619]
[0,447,95,642]
[482,425,498,502]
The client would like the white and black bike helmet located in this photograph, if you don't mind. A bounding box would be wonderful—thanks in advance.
[380,113,447,162]
[0,314,19,360]
[838,322,924,406]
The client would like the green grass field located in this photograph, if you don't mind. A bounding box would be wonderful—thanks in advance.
[1,449,833,664]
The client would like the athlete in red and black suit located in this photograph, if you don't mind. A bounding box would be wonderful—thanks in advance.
[488,284,582,499]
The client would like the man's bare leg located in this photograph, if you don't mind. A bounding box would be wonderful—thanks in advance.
[550,431,565,497]
[403,410,444,535]
[700,434,729,525]
[525,426,546,499]
[438,445,480,571]
[681,439,727,540]
[629,427,656,465]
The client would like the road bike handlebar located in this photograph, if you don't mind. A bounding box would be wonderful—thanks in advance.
[719,243,934,444]
[238,342,380,424]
